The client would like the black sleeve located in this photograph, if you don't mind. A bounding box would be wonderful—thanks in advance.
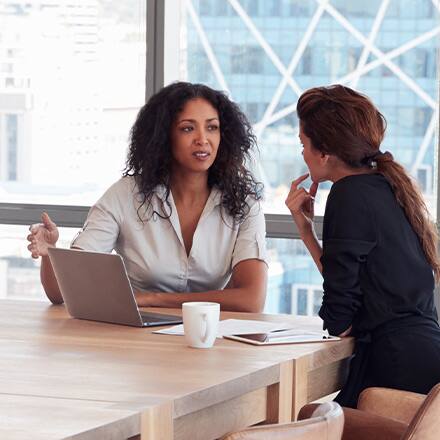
[319,182,377,335]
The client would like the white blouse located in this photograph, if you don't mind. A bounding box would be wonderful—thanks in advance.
[71,177,267,293]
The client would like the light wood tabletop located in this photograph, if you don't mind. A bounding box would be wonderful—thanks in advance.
[0,394,144,440]
[0,299,353,439]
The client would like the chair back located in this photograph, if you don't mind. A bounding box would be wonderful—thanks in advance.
[222,401,344,440]
[404,383,440,440]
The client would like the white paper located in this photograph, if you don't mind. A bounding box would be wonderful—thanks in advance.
[153,318,294,338]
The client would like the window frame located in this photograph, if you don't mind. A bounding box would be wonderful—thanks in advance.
[0,203,319,240]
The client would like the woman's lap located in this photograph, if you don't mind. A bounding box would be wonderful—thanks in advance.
[368,325,440,394]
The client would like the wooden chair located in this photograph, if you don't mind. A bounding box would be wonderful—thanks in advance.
[221,401,343,440]
[298,383,440,440]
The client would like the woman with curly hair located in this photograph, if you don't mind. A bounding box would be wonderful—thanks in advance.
[27,82,267,312]
[287,84,440,408]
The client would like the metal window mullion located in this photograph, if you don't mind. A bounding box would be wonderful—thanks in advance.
[265,213,323,239]
[0,203,324,239]
[0,203,89,228]
[146,0,165,101]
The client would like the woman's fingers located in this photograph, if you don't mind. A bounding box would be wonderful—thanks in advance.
[291,173,309,190]
[27,233,37,254]
[287,178,319,206]
[287,191,307,209]
[287,187,312,205]
[309,181,319,198]
[42,212,57,231]
[289,175,319,196]
[286,189,312,214]
[27,225,49,257]
[27,243,39,259]
[29,223,42,233]
[27,215,54,259]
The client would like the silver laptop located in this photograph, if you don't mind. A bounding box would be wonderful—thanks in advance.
[48,247,182,327]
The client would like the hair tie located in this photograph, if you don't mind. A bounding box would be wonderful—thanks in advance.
[361,150,383,169]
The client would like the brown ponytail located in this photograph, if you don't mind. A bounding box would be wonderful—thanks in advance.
[297,85,440,282]
[376,152,440,282]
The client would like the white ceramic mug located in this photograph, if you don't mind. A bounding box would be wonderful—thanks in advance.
[182,302,220,349]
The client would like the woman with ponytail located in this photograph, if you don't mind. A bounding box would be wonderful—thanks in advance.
[286,84,440,408]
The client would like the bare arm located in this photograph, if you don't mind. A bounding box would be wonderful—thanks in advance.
[135,259,267,313]
[300,229,323,274]
[285,174,322,273]
[40,255,63,304]
[27,213,64,305]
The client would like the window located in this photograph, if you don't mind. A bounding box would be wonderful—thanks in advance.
[417,165,432,195]
[6,114,18,181]
[0,1,146,301]
[215,1,230,16]
[199,1,212,16]
[231,46,265,74]
[299,47,312,75]
[291,285,324,316]
[0,225,80,301]
[0,1,146,205]
[241,0,260,17]
[288,1,312,17]
[164,0,439,218]
[296,289,308,315]
[2,1,439,315]
[265,238,322,314]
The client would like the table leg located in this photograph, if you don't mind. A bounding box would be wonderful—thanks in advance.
[291,356,308,421]
[266,360,293,423]
[140,401,174,440]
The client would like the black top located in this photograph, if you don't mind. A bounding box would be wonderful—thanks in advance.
[319,173,437,336]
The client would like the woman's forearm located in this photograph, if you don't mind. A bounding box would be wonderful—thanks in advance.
[136,259,267,313]
[301,229,323,274]
[136,287,265,313]
[40,256,64,304]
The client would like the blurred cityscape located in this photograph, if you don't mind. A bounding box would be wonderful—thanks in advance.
[0,1,438,314]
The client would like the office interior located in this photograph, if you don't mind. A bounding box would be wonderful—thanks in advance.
[0,0,439,439]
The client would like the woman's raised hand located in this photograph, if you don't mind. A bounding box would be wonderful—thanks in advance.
[27,212,60,258]
[285,173,319,235]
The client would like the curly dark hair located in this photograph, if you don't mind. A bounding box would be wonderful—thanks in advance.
[123,81,263,222]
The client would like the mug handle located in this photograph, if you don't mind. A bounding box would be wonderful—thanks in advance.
[200,312,212,343]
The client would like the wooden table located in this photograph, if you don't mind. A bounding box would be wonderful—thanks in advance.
[0,300,353,439]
